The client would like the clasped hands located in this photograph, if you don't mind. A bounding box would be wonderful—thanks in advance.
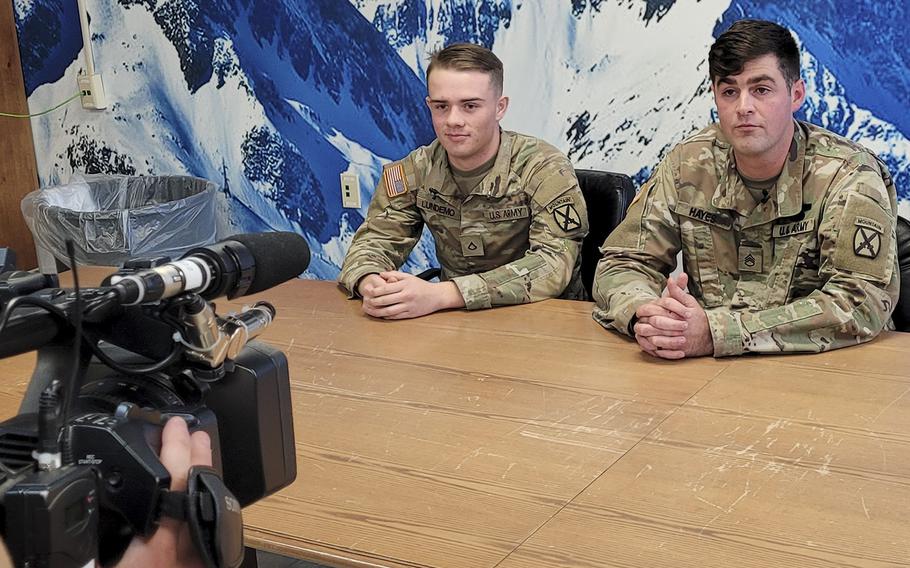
[632,272,714,359]
[358,271,465,319]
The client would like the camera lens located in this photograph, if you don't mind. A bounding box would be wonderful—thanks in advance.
[78,374,188,414]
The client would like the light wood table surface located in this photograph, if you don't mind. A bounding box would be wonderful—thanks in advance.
[1,274,909,567]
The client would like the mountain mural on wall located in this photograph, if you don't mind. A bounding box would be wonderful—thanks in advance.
[15,0,438,278]
[355,0,909,199]
[15,0,910,280]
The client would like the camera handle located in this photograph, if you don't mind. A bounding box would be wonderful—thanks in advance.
[19,336,91,417]
[158,466,244,568]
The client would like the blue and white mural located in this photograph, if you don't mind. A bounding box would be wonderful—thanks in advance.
[15,0,910,279]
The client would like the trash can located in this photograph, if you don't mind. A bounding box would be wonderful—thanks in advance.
[21,174,218,271]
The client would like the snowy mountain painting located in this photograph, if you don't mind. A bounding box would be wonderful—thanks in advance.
[15,0,910,280]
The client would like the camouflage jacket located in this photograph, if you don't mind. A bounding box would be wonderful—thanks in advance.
[339,130,588,309]
[593,121,899,356]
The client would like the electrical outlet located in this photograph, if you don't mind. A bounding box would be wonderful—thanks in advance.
[78,73,107,110]
[340,172,361,209]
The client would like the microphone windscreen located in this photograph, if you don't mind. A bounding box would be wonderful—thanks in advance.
[230,232,310,295]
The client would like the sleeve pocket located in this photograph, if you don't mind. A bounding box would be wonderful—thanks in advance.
[831,193,893,282]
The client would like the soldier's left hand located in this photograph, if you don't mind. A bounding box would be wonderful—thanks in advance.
[633,274,713,359]
[661,274,713,358]
[360,271,465,319]
[633,301,688,358]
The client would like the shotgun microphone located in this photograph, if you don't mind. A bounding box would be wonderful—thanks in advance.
[110,232,310,305]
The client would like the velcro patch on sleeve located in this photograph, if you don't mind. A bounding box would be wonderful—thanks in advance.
[544,191,585,236]
[831,194,893,281]
[383,163,409,198]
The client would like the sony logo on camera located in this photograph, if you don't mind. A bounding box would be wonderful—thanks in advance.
[225,495,240,513]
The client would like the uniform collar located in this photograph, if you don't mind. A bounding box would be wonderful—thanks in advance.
[423,130,514,200]
[775,121,808,218]
[712,120,806,225]
[424,143,457,197]
[470,129,513,198]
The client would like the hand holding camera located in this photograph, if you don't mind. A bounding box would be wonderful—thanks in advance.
[0,232,309,567]
[116,416,212,568]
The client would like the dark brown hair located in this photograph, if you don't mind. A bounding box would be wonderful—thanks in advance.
[709,20,800,88]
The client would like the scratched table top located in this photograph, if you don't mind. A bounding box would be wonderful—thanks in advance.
[2,274,909,567]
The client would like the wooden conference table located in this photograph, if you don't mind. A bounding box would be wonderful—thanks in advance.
[1,275,909,567]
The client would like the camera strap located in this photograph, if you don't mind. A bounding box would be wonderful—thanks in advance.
[158,465,244,568]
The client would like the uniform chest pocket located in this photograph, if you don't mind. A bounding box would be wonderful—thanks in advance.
[771,222,820,303]
[416,187,460,234]
[680,222,726,307]
[460,195,532,260]
[676,203,732,308]
[461,195,531,230]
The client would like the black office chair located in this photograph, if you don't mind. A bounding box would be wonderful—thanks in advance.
[417,169,637,298]
[575,169,636,299]
[892,215,910,331]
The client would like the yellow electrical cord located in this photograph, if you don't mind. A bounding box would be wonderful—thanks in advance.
[0,91,82,118]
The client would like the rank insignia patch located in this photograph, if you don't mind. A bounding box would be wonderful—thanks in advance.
[853,226,881,259]
[737,244,763,273]
[461,235,484,257]
[383,164,409,198]
[553,203,581,232]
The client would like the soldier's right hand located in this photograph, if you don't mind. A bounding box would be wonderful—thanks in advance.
[633,308,688,359]
[633,273,713,359]
[632,276,691,358]
[360,271,464,320]
[114,417,213,568]
[357,273,388,299]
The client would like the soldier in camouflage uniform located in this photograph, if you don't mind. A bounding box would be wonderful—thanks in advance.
[593,20,898,358]
[339,44,587,319]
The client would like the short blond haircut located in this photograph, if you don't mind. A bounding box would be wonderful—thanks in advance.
[427,43,504,95]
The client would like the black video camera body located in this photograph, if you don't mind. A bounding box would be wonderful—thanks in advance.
[0,232,309,567]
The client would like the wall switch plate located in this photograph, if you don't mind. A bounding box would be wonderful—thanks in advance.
[340,172,361,209]
[78,73,107,110]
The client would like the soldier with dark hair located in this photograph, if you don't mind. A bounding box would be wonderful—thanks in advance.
[593,19,898,358]
[339,43,587,319]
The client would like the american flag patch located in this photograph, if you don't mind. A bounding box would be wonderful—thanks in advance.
[383,163,409,198]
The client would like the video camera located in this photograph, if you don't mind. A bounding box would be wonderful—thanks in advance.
[0,232,310,567]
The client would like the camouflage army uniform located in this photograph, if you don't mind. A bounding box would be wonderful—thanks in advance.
[339,130,588,309]
[593,121,899,356]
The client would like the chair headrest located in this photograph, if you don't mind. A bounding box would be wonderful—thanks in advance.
[893,215,910,331]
